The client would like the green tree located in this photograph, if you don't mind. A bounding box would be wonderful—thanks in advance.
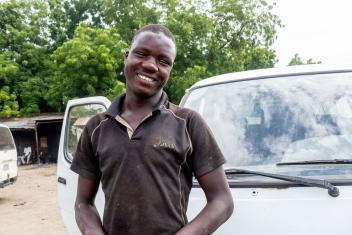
[0,0,53,115]
[288,53,321,66]
[47,25,128,111]
[0,54,20,117]
[164,0,281,102]
[0,86,19,118]
[0,55,18,88]
[167,65,209,103]
[306,58,322,65]
[102,0,161,42]
[0,0,282,114]
[0,0,107,115]
[46,0,106,52]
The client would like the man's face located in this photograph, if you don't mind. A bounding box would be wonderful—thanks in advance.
[124,31,176,98]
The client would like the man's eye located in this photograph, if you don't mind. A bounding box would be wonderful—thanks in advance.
[135,51,146,57]
[159,59,170,66]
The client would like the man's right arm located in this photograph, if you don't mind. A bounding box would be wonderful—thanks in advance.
[75,175,105,235]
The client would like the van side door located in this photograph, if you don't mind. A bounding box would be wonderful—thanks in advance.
[57,97,111,235]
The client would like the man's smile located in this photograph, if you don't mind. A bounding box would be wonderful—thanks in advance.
[137,73,157,83]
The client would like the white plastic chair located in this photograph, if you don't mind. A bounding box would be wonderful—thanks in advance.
[19,147,32,165]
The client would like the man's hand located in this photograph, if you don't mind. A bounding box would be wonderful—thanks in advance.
[175,166,234,235]
[75,176,106,235]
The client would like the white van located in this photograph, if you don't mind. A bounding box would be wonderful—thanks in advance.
[0,124,18,188]
[58,65,352,235]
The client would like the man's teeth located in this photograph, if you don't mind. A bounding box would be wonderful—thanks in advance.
[138,74,154,82]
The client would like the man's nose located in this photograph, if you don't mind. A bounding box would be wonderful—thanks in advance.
[142,57,158,72]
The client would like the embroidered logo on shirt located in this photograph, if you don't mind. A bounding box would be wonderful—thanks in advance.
[153,139,176,151]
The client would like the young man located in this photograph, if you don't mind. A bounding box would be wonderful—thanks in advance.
[71,24,233,235]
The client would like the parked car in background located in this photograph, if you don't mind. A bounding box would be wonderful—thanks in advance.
[0,124,18,188]
[58,65,352,234]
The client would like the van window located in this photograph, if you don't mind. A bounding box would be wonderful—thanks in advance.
[65,104,106,162]
[0,127,15,150]
[183,72,352,182]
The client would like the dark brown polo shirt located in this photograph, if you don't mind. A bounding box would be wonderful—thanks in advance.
[70,92,225,235]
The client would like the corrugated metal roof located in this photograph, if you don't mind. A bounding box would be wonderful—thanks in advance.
[0,114,64,130]
[73,116,90,126]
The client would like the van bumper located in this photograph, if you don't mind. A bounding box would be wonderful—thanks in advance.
[0,176,17,188]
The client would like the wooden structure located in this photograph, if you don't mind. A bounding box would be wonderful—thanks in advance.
[0,114,63,163]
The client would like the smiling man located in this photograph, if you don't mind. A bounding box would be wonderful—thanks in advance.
[71,24,233,235]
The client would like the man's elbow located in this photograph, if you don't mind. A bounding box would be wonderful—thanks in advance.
[74,199,89,221]
[74,199,83,214]
[223,194,234,221]
[74,200,83,222]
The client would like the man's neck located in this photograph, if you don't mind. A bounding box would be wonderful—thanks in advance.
[122,90,163,114]
[120,90,163,130]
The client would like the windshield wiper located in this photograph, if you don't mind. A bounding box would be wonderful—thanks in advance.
[277,159,352,166]
[225,168,339,197]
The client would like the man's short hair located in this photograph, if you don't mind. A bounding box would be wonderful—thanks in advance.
[131,24,176,47]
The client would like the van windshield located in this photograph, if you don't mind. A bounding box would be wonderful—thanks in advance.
[183,72,352,182]
[0,127,15,150]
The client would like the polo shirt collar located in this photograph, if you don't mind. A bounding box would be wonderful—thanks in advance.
[106,91,169,118]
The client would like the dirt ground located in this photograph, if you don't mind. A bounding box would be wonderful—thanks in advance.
[0,164,68,235]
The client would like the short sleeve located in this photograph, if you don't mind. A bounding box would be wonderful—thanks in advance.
[70,125,101,180]
[187,111,226,178]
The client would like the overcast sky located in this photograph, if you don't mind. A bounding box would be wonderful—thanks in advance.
[269,0,352,67]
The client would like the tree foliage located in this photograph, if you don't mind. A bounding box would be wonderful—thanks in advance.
[46,25,127,111]
[288,53,322,66]
[0,55,19,117]
[1,0,52,115]
[0,0,283,117]
[162,0,281,102]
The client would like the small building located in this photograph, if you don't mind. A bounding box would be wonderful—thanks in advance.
[0,114,64,163]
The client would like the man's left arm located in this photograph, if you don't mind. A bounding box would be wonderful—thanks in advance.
[175,165,234,235]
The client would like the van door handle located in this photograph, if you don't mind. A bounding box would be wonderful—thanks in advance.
[58,177,67,185]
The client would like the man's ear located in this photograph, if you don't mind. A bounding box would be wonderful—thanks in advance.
[124,51,129,63]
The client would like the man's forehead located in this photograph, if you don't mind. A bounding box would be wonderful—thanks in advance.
[130,31,176,56]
